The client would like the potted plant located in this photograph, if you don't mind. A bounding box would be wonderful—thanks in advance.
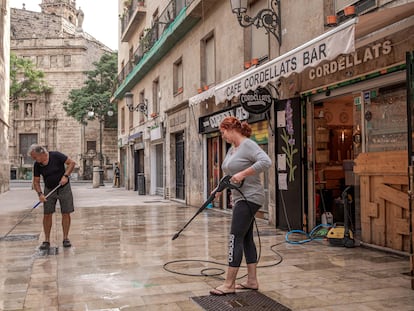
[344,6,356,16]
[139,28,152,53]
[326,15,337,27]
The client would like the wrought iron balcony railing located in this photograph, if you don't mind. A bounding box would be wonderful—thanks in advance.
[116,0,195,91]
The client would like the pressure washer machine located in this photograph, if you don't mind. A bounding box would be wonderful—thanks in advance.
[327,186,355,248]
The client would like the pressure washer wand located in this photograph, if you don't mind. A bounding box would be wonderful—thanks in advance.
[171,191,216,241]
[0,183,62,240]
[172,175,241,240]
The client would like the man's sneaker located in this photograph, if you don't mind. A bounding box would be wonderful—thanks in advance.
[63,239,72,248]
[39,241,50,250]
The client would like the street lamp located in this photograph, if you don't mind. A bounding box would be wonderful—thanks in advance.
[230,0,282,46]
[125,92,148,117]
[88,107,114,186]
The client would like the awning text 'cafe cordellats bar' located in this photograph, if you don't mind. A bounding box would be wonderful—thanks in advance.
[189,18,357,106]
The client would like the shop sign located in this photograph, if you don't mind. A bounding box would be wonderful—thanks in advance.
[301,25,414,90]
[214,19,356,104]
[150,126,162,141]
[308,40,392,80]
[199,105,266,134]
[240,87,273,114]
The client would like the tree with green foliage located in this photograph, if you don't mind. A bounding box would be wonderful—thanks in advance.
[63,52,118,127]
[10,53,52,109]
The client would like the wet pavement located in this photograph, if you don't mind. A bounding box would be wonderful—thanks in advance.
[0,181,413,310]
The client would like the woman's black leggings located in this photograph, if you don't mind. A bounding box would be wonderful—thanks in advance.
[228,200,260,267]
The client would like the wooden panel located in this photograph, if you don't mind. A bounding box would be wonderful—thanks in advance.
[376,184,409,210]
[387,203,403,250]
[354,151,407,175]
[394,218,409,235]
[371,198,386,246]
[367,202,378,218]
[383,175,408,185]
[355,151,413,252]
[325,168,345,180]
[359,175,372,243]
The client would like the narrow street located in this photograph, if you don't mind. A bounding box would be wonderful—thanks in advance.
[0,182,412,310]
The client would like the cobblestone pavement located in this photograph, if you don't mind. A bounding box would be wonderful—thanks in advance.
[0,182,413,310]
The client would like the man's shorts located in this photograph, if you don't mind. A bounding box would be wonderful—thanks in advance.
[43,183,75,214]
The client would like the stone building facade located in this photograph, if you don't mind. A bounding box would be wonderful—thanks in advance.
[114,0,282,206]
[114,0,414,253]
[9,0,117,181]
[0,0,10,194]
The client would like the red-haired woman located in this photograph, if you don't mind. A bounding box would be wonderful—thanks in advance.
[210,116,271,296]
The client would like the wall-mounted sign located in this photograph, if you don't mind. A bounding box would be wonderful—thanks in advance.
[198,105,267,134]
[240,87,273,114]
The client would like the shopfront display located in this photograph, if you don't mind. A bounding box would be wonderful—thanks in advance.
[300,6,414,252]
[199,105,269,213]
[364,84,407,152]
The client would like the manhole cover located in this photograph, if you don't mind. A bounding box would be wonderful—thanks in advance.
[1,234,39,241]
[191,291,291,310]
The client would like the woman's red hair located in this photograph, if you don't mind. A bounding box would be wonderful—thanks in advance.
[219,116,252,138]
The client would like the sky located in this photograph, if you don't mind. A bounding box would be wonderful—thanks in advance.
[9,0,119,50]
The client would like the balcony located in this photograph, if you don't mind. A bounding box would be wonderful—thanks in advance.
[120,0,147,42]
[114,0,221,100]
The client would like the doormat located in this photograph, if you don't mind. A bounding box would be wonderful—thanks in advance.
[191,291,291,311]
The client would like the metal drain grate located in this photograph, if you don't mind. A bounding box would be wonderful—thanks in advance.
[1,234,39,241]
[191,291,291,311]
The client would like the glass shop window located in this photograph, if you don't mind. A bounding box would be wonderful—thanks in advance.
[364,83,407,152]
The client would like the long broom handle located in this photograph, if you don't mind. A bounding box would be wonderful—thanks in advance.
[31,184,62,209]
[1,183,62,239]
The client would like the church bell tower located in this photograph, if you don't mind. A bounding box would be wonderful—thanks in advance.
[40,0,78,26]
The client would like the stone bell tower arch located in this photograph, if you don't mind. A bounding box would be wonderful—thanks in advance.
[40,0,78,26]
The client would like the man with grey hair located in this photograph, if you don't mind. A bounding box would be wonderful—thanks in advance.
[29,144,76,250]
